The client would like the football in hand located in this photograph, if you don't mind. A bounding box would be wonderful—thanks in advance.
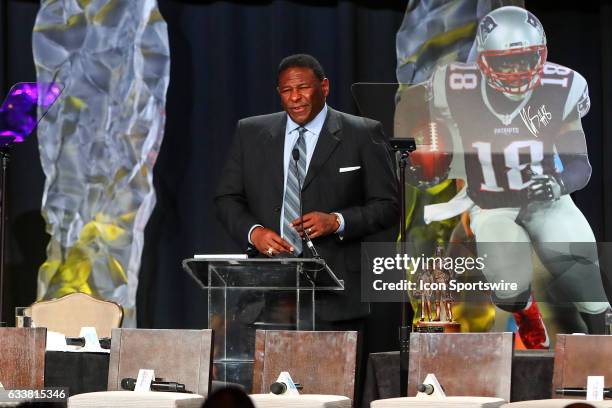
[409,120,452,181]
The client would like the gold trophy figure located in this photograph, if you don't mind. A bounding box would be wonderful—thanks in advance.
[431,245,454,322]
[413,266,434,321]
[414,245,461,333]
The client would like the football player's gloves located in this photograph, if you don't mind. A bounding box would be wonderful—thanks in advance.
[527,174,564,201]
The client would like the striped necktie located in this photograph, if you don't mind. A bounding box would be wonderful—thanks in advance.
[282,127,307,254]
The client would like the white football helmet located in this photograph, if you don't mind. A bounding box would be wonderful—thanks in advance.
[476,6,547,94]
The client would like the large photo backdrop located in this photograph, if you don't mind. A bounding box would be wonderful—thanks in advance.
[0,1,610,346]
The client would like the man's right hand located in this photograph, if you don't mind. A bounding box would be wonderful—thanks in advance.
[250,227,294,257]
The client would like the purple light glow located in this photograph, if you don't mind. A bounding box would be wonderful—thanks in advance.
[0,82,63,146]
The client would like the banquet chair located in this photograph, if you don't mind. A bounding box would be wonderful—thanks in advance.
[371,332,514,408]
[501,335,612,407]
[0,327,46,389]
[249,330,356,408]
[68,328,213,408]
[552,334,612,399]
[27,292,123,338]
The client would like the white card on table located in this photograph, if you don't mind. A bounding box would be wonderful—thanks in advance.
[135,369,155,392]
[79,327,101,351]
[587,375,605,401]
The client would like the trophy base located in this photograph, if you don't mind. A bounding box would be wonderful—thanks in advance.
[414,321,461,333]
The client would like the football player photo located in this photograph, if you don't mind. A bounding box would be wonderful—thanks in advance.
[399,6,611,343]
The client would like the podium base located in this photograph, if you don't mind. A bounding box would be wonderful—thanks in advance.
[414,321,461,333]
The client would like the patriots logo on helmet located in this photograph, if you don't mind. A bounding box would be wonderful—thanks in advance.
[527,14,540,29]
[479,16,497,43]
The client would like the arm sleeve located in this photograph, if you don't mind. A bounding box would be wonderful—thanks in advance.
[338,122,399,240]
[214,120,260,248]
[554,70,592,194]
[554,126,592,195]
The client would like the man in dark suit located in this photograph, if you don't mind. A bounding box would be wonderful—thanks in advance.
[215,54,398,403]
[214,54,399,322]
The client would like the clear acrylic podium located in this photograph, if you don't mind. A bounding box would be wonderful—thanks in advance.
[182,257,344,390]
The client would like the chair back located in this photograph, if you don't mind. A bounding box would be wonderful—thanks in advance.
[30,292,123,338]
[252,330,358,400]
[0,328,46,388]
[553,334,612,399]
[408,332,514,401]
[107,328,214,397]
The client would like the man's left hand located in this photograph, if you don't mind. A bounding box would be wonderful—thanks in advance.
[291,212,339,239]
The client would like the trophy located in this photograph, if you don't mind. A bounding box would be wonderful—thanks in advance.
[414,245,461,333]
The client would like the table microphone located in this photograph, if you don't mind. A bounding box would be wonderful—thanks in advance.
[270,381,304,394]
[121,377,188,393]
[65,337,85,347]
[65,336,111,349]
[292,148,321,259]
[556,387,612,397]
[99,337,111,349]
[417,383,434,395]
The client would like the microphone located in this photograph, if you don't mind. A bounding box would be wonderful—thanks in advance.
[121,377,188,393]
[556,387,612,397]
[416,374,446,397]
[270,381,287,395]
[65,336,111,349]
[417,383,434,395]
[65,337,85,347]
[292,147,321,259]
[270,381,304,394]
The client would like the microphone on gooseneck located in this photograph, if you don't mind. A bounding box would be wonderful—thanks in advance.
[292,148,321,259]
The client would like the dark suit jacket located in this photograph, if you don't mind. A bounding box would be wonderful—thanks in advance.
[214,107,399,320]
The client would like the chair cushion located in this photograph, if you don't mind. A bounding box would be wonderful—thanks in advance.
[249,394,351,408]
[68,391,205,408]
[371,396,506,408]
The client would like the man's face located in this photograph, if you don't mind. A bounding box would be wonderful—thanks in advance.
[277,67,329,126]
[479,48,545,95]
[489,52,539,74]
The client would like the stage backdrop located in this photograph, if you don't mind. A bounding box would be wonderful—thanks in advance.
[33,0,170,328]
[0,1,609,350]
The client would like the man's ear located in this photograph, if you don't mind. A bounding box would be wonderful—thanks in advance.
[322,78,330,98]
